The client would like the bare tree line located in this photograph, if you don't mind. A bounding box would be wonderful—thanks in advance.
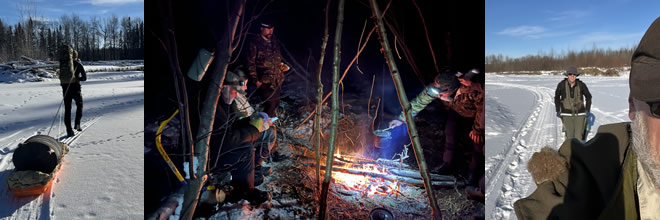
[0,14,144,63]
[485,46,635,73]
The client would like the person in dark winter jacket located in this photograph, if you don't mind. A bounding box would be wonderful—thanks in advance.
[246,22,290,117]
[554,67,592,140]
[60,49,87,137]
[206,70,274,206]
[514,16,660,220]
[433,69,485,187]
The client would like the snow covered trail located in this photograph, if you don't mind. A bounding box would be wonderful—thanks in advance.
[484,74,630,219]
[0,69,143,219]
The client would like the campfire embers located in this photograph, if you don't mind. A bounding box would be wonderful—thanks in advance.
[327,161,401,198]
[306,152,457,198]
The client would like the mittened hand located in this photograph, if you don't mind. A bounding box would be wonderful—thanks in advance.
[250,112,271,132]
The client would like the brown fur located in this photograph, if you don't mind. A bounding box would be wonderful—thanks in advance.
[527,147,568,185]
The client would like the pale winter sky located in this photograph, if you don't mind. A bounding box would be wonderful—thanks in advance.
[0,0,143,25]
[486,0,660,58]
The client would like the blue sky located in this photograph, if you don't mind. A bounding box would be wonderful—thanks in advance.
[486,0,660,58]
[0,0,143,25]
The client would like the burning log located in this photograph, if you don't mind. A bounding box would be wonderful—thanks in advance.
[311,164,456,187]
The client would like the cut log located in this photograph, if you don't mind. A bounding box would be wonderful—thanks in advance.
[388,168,454,182]
[311,164,456,187]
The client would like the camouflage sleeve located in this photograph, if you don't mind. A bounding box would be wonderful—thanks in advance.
[398,89,436,121]
[247,42,258,82]
[472,86,485,135]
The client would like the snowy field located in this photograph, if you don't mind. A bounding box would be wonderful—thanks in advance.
[484,73,631,219]
[0,65,144,219]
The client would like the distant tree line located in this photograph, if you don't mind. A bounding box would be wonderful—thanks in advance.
[0,14,144,63]
[485,46,635,73]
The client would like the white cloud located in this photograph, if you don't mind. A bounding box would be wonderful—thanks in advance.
[30,16,57,23]
[547,10,590,21]
[86,0,143,5]
[497,25,546,37]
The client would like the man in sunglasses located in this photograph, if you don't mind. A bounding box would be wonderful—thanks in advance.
[514,17,660,219]
[554,66,592,141]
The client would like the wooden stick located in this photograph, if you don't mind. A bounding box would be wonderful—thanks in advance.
[314,0,332,191]
[369,0,442,218]
[319,0,345,218]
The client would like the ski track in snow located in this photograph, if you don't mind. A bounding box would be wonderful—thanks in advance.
[485,82,560,220]
[484,74,630,220]
[0,67,144,220]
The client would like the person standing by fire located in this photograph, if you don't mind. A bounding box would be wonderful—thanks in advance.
[384,69,484,192]
[433,69,484,187]
[246,21,290,117]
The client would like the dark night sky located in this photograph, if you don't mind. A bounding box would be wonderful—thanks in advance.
[145,0,484,119]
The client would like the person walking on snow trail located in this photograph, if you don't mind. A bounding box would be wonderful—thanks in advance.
[58,45,87,137]
[554,66,592,141]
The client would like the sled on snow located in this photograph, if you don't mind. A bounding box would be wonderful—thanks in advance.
[7,135,69,197]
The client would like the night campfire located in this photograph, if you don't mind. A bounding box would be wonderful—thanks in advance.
[146,0,484,219]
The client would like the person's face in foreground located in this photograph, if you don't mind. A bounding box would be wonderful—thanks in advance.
[629,95,660,190]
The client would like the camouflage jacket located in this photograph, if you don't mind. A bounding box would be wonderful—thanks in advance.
[451,83,484,134]
[247,35,284,89]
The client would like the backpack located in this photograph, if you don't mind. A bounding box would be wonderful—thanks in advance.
[58,44,77,85]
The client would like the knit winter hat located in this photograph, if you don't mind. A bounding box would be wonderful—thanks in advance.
[630,17,660,102]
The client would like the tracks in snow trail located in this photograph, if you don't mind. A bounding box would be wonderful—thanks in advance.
[485,82,562,220]
[56,116,102,146]
[0,115,101,220]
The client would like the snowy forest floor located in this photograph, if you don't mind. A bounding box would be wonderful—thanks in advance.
[484,73,631,219]
[197,75,485,219]
[0,63,144,219]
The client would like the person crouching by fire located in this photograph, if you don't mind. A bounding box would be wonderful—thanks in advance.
[194,70,277,217]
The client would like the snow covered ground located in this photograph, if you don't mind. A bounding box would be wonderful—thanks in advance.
[484,73,631,219]
[0,65,143,219]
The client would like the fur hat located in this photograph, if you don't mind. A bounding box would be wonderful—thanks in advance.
[630,17,660,102]
[527,147,568,185]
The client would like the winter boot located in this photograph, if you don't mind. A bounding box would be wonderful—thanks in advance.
[74,124,82,131]
[244,188,271,205]
[255,165,272,177]
[254,174,266,187]
[66,128,75,137]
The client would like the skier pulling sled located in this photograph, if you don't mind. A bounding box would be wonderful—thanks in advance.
[7,135,69,197]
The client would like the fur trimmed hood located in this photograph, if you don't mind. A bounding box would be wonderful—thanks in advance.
[527,147,568,185]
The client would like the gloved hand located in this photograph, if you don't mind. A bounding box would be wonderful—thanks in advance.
[388,119,404,128]
[556,112,561,118]
[249,112,270,132]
